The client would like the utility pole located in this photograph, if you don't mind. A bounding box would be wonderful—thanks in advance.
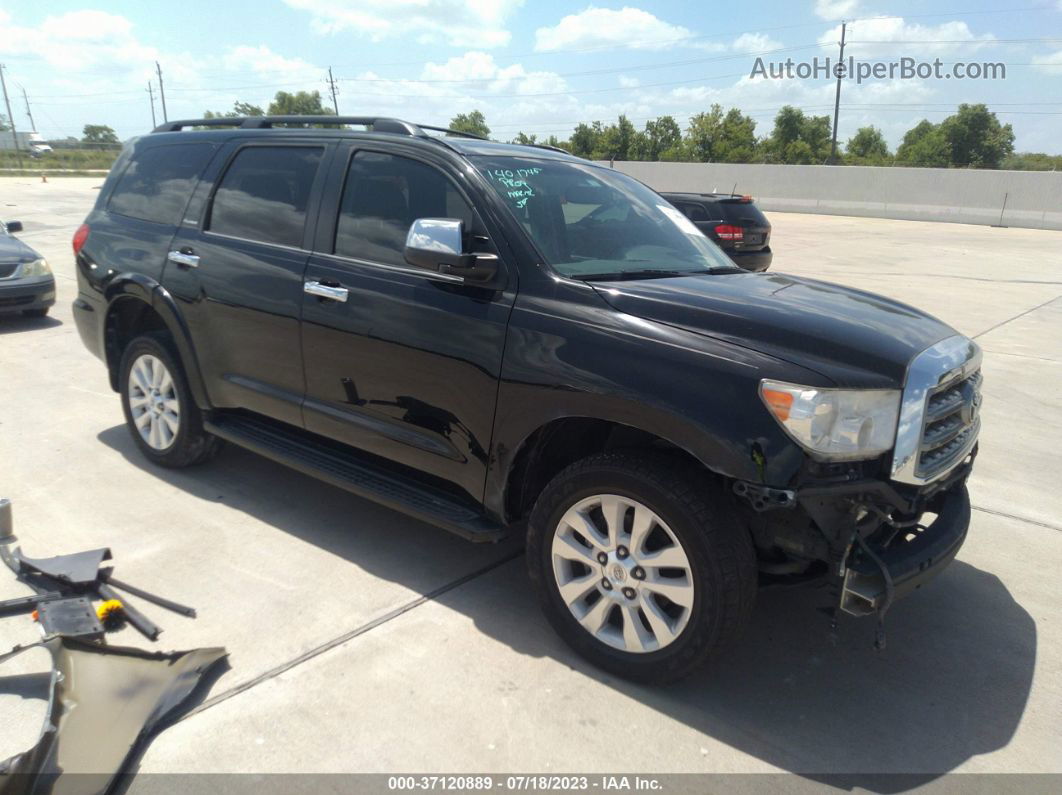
[0,64,22,170]
[147,81,157,128]
[20,86,35,132]
[327,67,339,115]
[828,20,847,165]
[155,61,168,123]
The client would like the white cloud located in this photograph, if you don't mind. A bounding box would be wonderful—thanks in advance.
[1033,49,1062,72]
[223,45,319,78]
[0,9,158,73]
[283,0,522,48]
[815,0,860,21]
[534,6,702,52]
[732,33,783,53]
[820,17,995,55]
[618,75,641,88]
[419,52,568,95]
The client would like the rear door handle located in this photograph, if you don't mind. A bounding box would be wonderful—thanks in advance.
[304,280,348,302]
[167,249,200,268]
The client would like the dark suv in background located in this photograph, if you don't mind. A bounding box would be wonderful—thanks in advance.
[661,192,773,271]
[72,116,980,682]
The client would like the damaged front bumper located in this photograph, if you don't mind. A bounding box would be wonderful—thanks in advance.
[837,483,970,617]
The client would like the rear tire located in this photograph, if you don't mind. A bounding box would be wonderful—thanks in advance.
[527,452,756,683]
[119,332,222,468]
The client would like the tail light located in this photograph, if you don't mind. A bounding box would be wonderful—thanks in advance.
[714,224,744,242]
[72,223,90,255]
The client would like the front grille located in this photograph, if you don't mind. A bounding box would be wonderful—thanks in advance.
[0,295,33,307]
[0,263,19,279]
[915,369,982,480]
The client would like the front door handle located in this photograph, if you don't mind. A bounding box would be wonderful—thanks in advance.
[304,280,348,302]
[167,249,200,268]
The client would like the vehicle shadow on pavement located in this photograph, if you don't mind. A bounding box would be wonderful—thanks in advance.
[97,426,1036,790]
[0,315,61,335]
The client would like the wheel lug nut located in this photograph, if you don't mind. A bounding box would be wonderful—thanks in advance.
[622,587,636,600]
[601,578,613,591]
[632,566,645,580]
[597,552,608,565]
[616,546,629,559]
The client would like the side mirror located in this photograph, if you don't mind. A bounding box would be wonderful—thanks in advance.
[5,221,23,234]
[404,218,498,283]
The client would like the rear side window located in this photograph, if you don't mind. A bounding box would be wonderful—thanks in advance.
[209,146,324,248]
[676,202,710,222]
[334,151,476,266]
[108,143,214,225]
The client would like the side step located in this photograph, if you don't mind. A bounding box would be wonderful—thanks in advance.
[204,414,508,543]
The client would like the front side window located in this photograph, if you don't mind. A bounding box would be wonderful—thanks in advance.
[474,156,736,279]
[108,143,215,225]
[209,146,324,248]
[334,151,476,266]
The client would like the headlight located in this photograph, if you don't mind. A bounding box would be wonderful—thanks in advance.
[21,258,51,277]
[760,380,901,460]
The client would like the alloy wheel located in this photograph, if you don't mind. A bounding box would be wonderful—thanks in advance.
[127,354,180,451]
[550,494,695,653]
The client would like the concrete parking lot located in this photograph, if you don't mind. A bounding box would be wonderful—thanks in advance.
[1,176,1060,785]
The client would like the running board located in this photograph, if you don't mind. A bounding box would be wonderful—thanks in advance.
[204,414,508,543]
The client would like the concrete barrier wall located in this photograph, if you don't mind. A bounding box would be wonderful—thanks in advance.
[595,161,1062,231]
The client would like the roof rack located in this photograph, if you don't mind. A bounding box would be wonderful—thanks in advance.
[151,116,488,140]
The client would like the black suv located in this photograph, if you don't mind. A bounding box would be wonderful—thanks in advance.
[72,116,981,682]
[661,192,773,271]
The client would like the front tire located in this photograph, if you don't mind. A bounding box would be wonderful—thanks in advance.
[22,307,49,318]
[119,332,222,468]
[527,452,756,683]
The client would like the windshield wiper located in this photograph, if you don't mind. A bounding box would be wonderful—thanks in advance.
[574,268,732,282]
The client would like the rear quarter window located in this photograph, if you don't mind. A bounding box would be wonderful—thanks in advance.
[107,143,215,225]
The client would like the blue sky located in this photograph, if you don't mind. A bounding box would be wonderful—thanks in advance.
[1,0,1061,153]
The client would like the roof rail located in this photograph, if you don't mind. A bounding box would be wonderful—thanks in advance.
[151,116,487,140]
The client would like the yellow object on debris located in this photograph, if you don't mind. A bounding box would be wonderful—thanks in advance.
[97,599,125,626]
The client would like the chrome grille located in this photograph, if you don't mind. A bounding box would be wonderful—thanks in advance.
[892,335,982,485]
[916,369,982,480]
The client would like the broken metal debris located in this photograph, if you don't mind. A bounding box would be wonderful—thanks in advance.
[0,637,226,795]
[0,498,228,795]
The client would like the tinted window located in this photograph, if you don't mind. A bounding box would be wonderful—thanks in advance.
[676,202,710,222]
[108,143,214,224]
[718,201,770,226]
[209,146,324,247]
[335,152,476,266]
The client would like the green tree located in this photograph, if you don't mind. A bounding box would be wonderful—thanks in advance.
[267,90,334,117]
[764,106,831,164]
[82,124,119,144]
[0,113,9,132]
[684,105,724,162]
[449,110,490,138]
[594,114,636,161]
[204,101,264,119]
[845,125,892,165]
[683,106,758,163]
[1000,152,1062,171]
[895,120,951,167]
[511,131,538,145]
[568,122,602,158]
[940,103,1014,168]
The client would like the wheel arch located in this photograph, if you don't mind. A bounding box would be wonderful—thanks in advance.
[500,415,726,525]
[103,276,210,409]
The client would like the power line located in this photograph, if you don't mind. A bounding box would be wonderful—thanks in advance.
[326,67,339,114]
[19,84,35,132]
[829,21,847,165]
[147,81,157,128]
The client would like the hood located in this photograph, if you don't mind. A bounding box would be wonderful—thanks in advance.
[590,271,956,387]
[0,233,39,264]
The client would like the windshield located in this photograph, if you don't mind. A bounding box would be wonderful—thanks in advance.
[474,156,736,279]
